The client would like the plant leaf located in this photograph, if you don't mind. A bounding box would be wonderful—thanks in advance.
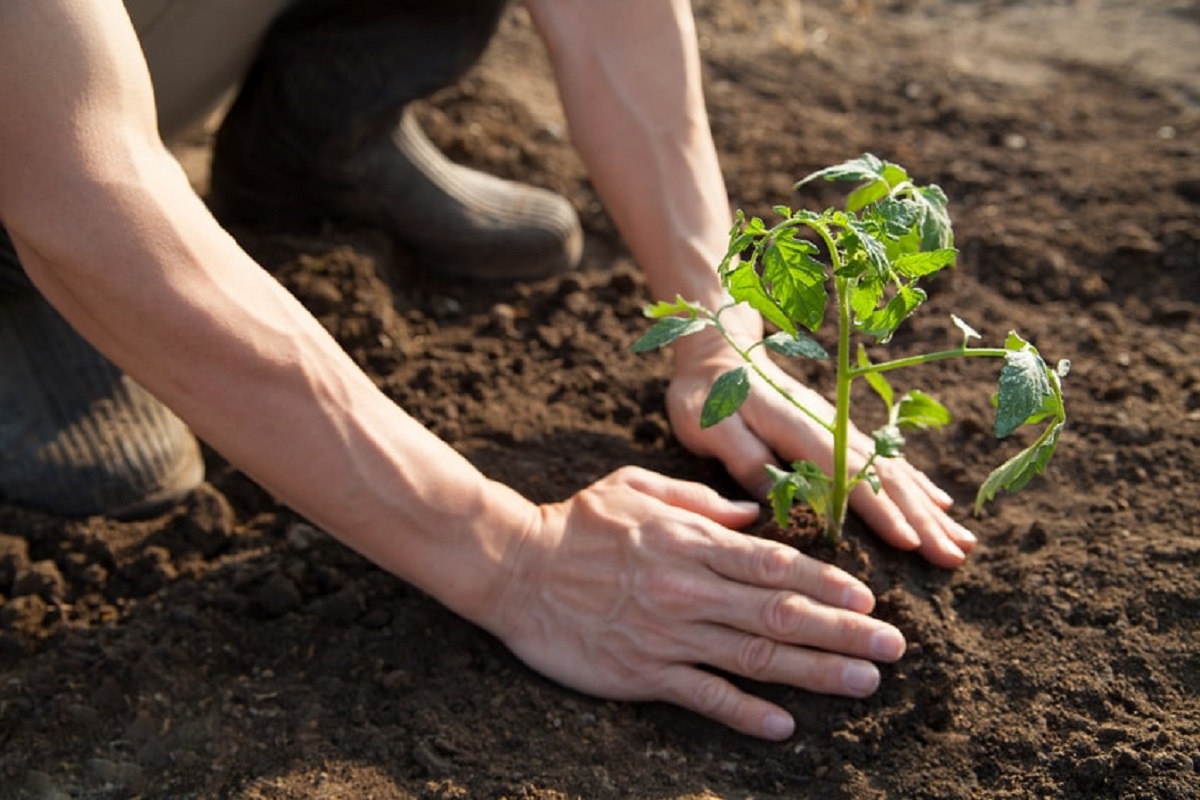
[643,295,697,319]
[857,344,894,410]
[951,314,981,346]
[762,234,828,332]
[794,153,886,189]
[846,179,890,212]
[975,421,1064,513]
[873,425,906,458]
[850,276,884,321]
[896,390,952,429]
[995,343,1052,438]
[856,285,927,343]
[892,248,958,279]
[873,197,922,238]
[700,366,751,429]
[765,461,832,528]
[914,184,954,250]
[765,331,828,360]
[723,261,797,337]
[630,317,707,352]
[843,221,891,279]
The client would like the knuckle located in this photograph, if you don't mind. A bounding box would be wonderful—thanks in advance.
[761,591,812,639]
[640,567,702,613]
[813,562,848,595]
[689,673,732,717]
[735,635,778,678]
[752,544,794,585]
[610,464,646,485]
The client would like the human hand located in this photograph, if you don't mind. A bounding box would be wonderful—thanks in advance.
[480,466,906,741]
[665,307,977,569]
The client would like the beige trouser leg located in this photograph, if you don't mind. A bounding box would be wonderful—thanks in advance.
[124,0,297,141]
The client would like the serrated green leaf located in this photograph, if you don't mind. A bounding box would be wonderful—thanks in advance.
[995,347,1052,438]
[762,235,828,332]
[1004,330,1034,352]
[892,248,958,279]
[794,153,886,189]
[700,366,751,429]
[765,466,796,528]
[850,276,885,321]
[772,204,793,218]
[843,222,891,279]
[719,232,758,278]
[915,184,954,250]
[873,425,906,458]
[857,344,894,410]
[896,390,952,429]
[856,285,927,343]
[873,197,922,238]
[630,316,707,352]
[766,461,832,528]
[724,262,797,337]
[846,180,890,212]
[974,421,1064,513]
[765,331,828,360]
[880,163,910,190]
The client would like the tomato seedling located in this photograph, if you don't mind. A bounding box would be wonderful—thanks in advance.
[634,154,1069,543]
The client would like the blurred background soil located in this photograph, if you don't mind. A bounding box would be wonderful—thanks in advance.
[2,1,1198,797]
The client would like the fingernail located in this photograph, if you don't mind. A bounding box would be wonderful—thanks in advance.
[899,524,921,550]
[958,526,978,545]
[763,711,795,740]
[732,500,761,515]
[842,584,874,613]
[870,628,906,662]
[843,662,880,695]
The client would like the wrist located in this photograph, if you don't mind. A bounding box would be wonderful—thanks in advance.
[670,302,764,368]
[406,476,544,632]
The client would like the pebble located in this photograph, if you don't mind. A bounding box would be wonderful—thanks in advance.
[250,573,302,619]
[12,560,66,601]
[0,534,31,589]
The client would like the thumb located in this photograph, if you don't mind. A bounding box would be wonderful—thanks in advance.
[684,414,779,502]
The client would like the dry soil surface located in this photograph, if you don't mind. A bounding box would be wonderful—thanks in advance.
[2,1,1199,798]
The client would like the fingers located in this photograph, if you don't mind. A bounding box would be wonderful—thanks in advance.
[618,466,761,528]
[659,665,797,740]
[676,413,781,501]
[702,587,906,666]
[618,466,878,613]
[703,532,876,613]
[660,622,901,741]
[850,459,978,569]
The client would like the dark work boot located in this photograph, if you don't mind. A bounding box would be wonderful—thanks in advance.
[209,0,581,281]
[0,272,204,519]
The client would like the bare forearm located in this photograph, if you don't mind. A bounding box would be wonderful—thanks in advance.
[10,161,533,625]
[527,0,732,309]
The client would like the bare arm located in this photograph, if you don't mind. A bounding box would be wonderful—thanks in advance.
[0,0,535,622]
[525,0,729,308]
[526,0,978,566]
[0,1,911,741]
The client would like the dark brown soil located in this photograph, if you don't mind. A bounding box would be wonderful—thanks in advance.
[3,1,1199,797]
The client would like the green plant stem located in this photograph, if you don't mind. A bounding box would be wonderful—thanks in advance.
[709,309,835,434]
[829,275,853,544]
[849,347,1008,378]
